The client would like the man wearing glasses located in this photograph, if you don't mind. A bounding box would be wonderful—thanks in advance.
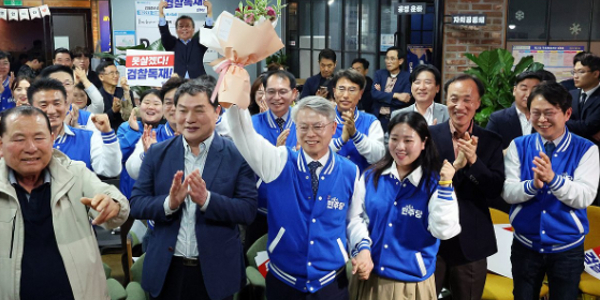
[96,60,135,131]
[245,70,299,253]
[157,0,213,79]
[566,54,600,144]
[371,46,411,132]
[330,69,385,172]
[226,96,373,300]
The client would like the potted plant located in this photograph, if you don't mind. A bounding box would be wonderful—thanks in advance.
[463,48,544,127]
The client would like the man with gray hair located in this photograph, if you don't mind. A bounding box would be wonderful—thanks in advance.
[226,96,373,300]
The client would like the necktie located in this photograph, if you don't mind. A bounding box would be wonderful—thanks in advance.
[275,117,285,132]
[544,141,556,157]
[579,93,588,113]
[307,161,322,199]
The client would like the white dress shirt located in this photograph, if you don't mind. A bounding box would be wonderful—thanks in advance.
[162,134,214,258]
[515,106,532,136]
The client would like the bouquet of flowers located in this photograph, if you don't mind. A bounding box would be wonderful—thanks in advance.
[234,0,286,26]
[200,0,285,109]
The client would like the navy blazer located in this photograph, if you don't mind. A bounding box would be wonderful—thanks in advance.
[429,122,504,263]
[567,88,600,145]
[300,73,326,99]
[130,134,258,299]
[159,23,212,78]
[370,69,411,117]
[486,104,528,149]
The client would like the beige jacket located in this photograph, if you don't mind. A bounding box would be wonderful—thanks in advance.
[0,150,130,300]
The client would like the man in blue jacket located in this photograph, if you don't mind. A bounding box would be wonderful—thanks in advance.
[503,81,599,300]
[158,0,213,79]
[371,46,411,132]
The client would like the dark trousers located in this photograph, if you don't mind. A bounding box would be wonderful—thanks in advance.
[151,257,234,300]
[266,269,349,300]
[511,238,584,300]
[435,256,487,300]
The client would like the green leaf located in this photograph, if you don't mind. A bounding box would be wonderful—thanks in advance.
[147,39,165,51]
[481,94,494,108]
[463,53,481,67]
[526,62,545,72]
[513,55,534,75]
[116,44,146,51]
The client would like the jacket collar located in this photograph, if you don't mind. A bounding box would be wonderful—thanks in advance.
[297,148,335,176]
[535,128,571,154]
[0,151,75,206]
[381,163,422,187]
[267,108,294,130]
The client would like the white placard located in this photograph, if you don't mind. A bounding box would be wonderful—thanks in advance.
[487,224,514,279]
[19,9,30,21]
[39,5,51,17]
[29,7,41,19]
[0,9,7,21]
[8,9,18,21]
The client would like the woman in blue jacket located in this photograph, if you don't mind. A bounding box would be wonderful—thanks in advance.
[351,111,461,300]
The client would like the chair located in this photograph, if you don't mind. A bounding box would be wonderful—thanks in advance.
[482,208,549,300]
[245,234,269,300]
[125,253,148,300]
[580,206,600,299]
[103,262,128,300]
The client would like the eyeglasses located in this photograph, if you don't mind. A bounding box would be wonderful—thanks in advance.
[102,71,120,77]
[266,89,291,97]
[571,70,591,76]
[335,86,360,95]
[62,81,74,87]
[297,121,334,134]
[530,111,557,120]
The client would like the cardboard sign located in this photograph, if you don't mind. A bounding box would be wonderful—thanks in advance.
[487,224,514,279]
[125,50,175,87]
[254,251,270,278]
[165,0,207,13]
[584,246,600,281]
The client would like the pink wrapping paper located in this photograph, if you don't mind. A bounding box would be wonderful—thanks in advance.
[201,12,284,109]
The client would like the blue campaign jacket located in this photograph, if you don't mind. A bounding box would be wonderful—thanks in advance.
[253,109,298,215]
[510,129,593,253]
[265,148,358,293]
[117,122,165,198]
[331,108,378,172]
[364,169,453,282]
[54,125,94,170]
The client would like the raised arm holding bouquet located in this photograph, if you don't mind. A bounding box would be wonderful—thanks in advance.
[200,0,286,108]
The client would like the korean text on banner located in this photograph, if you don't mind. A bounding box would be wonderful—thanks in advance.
[126,50,175,87]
